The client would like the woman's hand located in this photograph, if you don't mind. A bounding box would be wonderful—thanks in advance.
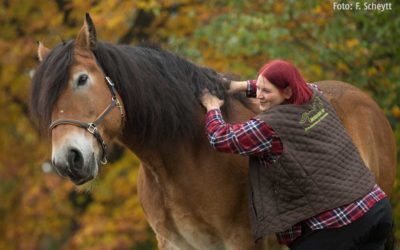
[200,90,224,111]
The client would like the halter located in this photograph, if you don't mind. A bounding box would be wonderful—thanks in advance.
[49,76,124,164]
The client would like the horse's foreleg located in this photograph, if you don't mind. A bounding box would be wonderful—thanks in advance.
[156,234,176,250]
[137,164,198,249]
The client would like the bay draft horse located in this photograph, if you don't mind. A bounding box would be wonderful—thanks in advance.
[30,14,396,249]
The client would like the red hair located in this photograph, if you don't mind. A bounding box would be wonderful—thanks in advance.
[258,60,313,105]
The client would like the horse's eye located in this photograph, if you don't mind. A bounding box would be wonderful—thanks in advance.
[77,74,88,86]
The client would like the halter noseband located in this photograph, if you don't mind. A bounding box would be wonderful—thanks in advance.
[49,76,124,165]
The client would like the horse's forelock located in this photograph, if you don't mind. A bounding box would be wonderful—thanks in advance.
[30,40,75,134]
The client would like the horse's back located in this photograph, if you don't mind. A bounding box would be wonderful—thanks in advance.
[316,80,396,195]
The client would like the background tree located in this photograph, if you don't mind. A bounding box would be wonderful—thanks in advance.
[0,0,398,249]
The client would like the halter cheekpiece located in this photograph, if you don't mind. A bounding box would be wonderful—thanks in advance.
[49,76,124,165]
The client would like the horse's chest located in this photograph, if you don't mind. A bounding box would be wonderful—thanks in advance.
[138,171,224,248]
[172,209,224,248]
[149,199,225,249]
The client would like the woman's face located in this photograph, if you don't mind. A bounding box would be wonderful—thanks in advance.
[256,76,292,112]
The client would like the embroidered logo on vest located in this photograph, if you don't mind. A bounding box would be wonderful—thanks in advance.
[299,96,329,132]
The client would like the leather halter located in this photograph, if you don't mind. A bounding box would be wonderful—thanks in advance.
[49,76,124,165]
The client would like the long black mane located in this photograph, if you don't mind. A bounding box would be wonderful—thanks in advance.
[31,41,239,146]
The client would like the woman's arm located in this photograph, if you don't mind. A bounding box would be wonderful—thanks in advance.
[200,90,282,156]
[205,109,282,156]
[229,80,257,98]
[228,81,248,93]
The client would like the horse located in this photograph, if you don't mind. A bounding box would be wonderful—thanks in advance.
[30,14,396,249]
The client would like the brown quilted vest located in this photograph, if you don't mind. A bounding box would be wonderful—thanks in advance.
[248,90,375,241]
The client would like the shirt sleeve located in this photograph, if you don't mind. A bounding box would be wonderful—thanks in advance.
[246,80,257,98]
[205,109,283,156]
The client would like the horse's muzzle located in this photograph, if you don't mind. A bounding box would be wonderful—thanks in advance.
[52,148,97,185]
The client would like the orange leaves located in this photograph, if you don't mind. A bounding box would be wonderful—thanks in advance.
[392,106,400,119]
[136,0,161,11]
[1,1,399,249]
[309,64,323,78]
[337,62,350,74]
[366,67,378,77]
[346,38,360,48]
[272,2,285,14]
[2,173,75,249]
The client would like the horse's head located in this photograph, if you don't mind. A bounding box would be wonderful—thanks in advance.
[32,13,238,185]
[32,14,125,185]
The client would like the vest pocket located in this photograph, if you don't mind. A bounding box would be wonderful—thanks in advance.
[271,155,308,203]
[251,190,258,218]
[249,161,265,221]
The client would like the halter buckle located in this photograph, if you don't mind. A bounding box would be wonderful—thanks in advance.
[113,97,125,118]
[87,123,97,134]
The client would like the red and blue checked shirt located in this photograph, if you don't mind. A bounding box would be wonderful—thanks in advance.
[205,80,386,245]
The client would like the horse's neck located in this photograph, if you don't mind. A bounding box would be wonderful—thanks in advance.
[123,124,204,159]
[121,97,257,182]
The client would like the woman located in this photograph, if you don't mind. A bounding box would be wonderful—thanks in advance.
[200,60,392,249]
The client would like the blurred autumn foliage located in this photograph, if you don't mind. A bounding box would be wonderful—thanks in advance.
[0,0,399,249]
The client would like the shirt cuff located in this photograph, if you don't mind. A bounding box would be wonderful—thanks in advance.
[206,108,222,121]
[246,80,257,98]
[205,108,224,127]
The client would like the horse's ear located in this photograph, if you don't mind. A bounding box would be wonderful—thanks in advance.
[75,13,97,51]
[37,41,50,62]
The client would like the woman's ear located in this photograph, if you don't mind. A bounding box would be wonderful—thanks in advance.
[283,86,292,99]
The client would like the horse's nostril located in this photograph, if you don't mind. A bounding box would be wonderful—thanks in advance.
[68,148,84,170]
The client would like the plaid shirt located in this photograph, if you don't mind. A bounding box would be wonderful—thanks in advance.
[205,80,387,245]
